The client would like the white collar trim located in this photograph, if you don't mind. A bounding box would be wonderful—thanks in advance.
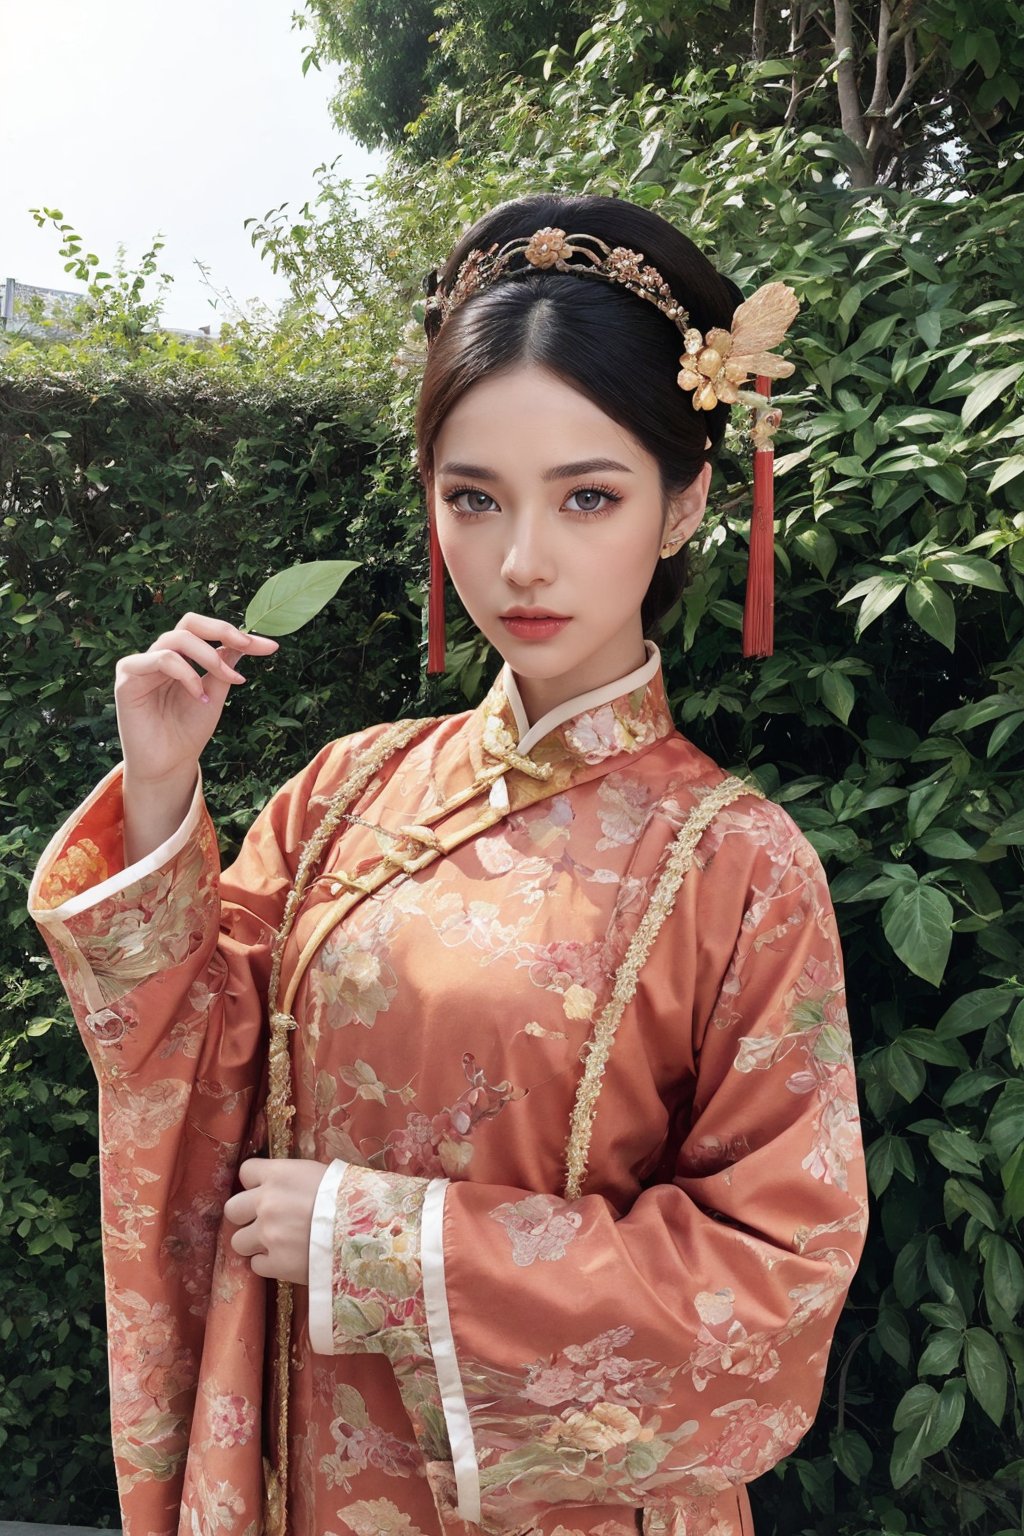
[502,640,662,753]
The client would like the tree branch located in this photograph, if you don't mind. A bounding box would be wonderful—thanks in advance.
[790,2,816,47]
[863,0,893,120]
[831,0,872,185]
[890,33,938,118]
[813,7,837,48]
[752,0,767,63]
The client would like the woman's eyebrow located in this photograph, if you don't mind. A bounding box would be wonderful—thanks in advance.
[437,457,634,482]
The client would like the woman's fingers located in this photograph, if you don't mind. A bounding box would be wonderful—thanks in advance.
[222,1188,257,1227]
[174,612,280,655]
[116,647,217,703]
[150,628,248,686]
[228,1224,267,1259]
[224,1185,268,1260]
[116,617,280,702]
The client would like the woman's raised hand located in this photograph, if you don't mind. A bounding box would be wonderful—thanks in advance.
[114,613,279,862]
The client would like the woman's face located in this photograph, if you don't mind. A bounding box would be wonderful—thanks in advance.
[428,363,711,722]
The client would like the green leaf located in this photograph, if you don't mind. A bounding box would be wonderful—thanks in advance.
[988,455,1024,493]
[961,362,1024,427]
[944,1177,999,1230]
[986,1082,1024,1165]
[879,1040,927,1102]
[981,1235,1024,1321]
[905,578,955,651]
[1009,999,1024,1071]
[899,1028,967,1067]
[882,881,954,986]
[935,988,1014,1038]
[906,776,953,837]
[890,1380,965,1488]
[876,1302,912,1366]
[867,1133,914,1195]
[920,465,967,502]
[918,1328,963,1376]
[990,807,1024,845]
[963,1327,1008,1424]
[831,1427,872,1482]
[925,553,1007,591]
[915,310,942,350]
[988,711,1024,757]
[837,572,906,637]
[850,312,900,358]
[1002,1143,1024,1223]
[933,694,1022,732]
[915,826,977,860]
[792,524,837,578]
[862,714,919,757]
[919,1300,965,1330]
[928,1129,984,1175]
[820,668,855,724]
[942,1070,1007,1108]
[243,560,361,636]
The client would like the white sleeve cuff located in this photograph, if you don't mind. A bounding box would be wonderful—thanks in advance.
[307,1159,351,1355]
[421,1177,481,1524]
[28,762,205,922]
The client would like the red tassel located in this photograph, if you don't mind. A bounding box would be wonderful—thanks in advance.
[427,508,447,674]
[742,374,775,659]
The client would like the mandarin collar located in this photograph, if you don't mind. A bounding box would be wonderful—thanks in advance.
[468,639,675,782]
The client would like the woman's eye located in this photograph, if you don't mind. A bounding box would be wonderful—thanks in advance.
[568,489,606,513]
[444,489,495,514]
[566,486,620,515]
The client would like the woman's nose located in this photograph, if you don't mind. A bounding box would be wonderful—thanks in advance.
[500,513,557,588]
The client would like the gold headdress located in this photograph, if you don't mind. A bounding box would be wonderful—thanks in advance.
[423,225,801,667]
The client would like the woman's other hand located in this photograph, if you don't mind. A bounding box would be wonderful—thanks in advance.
[223,1157,328,1285]
[114,613,278,861]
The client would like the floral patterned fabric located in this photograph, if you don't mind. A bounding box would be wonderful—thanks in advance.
[28,657,868,1536]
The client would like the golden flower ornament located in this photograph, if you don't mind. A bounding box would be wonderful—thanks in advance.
[677,282,800,410]
[524,227,572,267]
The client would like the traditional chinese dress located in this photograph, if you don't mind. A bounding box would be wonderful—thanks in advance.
[29,642,867,1536]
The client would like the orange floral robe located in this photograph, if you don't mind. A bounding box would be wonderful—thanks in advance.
[29,645,868,1536]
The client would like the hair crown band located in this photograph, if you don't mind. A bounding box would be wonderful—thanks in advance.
[425,225,800,416]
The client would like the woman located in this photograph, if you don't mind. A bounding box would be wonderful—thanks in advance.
[29,192,867,1536]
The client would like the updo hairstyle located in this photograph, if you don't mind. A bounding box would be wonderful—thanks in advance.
[415,192,743,634]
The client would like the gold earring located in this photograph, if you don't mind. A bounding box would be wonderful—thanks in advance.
[660,536,683,559]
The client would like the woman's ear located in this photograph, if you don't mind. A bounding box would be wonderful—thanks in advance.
[664,456,713,548]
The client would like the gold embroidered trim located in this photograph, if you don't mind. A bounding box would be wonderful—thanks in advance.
[262,714,435,1536]
[562,774,765,1201]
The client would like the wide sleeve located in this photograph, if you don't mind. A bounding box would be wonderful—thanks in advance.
[25,729,386,1513]
[315,813,869,1535]
[28,737,363,1088]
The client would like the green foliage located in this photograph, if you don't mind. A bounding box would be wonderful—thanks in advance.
[300,0,1024,185]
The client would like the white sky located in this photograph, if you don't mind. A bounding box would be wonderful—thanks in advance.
[1,0,387,331]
